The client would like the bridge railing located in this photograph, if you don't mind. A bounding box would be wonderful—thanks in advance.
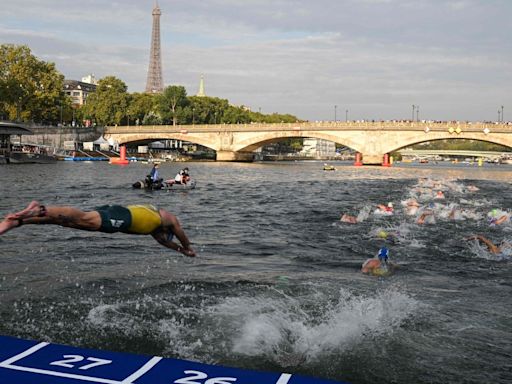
[105,121,512,134]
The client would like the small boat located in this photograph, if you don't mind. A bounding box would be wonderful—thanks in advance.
[8,144,57,164]
[323,164,336,171]
[132,178,196,190]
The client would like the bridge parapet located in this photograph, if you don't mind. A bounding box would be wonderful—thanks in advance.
[105,122,512,134]
[103,122,512,164]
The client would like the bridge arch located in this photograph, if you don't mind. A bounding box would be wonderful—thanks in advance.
[104,133,218,152]
[234,131,359,152]
[384,132,512,154]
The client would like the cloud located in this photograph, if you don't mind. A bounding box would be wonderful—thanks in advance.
[0,0,511,121]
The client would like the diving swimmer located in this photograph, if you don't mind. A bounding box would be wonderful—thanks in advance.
[0,201,196,257]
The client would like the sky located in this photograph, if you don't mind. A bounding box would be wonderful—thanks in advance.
[1,0,511,122]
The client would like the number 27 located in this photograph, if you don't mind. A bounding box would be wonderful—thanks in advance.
[50,355,112,370]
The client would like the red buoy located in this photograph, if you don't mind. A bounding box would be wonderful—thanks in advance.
[109,145,129,165]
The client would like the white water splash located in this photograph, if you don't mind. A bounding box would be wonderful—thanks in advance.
[210,287,419,365]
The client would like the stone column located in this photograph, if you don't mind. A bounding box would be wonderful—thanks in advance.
[216,151,254,162]
[362,154,384,165]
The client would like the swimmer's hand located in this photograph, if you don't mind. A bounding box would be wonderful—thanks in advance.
[177,246,196,257]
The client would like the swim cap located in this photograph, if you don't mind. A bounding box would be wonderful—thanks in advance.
[387,202,393,208]
[491,209,497,216]
[378,230,388,239]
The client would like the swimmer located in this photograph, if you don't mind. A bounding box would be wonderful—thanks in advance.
[488,209,509,226]
[340,213,358,224]
[361,249,395,276]
[464,235,510,255]
[376,202,394,214]
[417,210,434,224]
[361,258,382,274]
[404,198,420,215]
[434,191,445,199]
[377,245,389,267]
[0,201,196,257]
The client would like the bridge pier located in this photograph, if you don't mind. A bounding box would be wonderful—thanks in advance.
[216,151,254,162]
[361,154,384,165]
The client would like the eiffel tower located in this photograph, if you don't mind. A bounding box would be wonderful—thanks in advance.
[145,2,163,93]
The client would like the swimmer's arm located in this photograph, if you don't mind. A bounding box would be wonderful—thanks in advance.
[464,235,500,254]
[151,232,196,256]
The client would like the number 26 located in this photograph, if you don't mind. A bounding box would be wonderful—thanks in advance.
[174,370,237,384]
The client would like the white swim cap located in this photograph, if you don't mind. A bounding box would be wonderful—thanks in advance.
[388,202,393,208]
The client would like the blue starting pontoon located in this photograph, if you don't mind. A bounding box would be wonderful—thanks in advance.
[0,335,347,384]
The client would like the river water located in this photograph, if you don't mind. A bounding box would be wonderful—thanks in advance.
[0,160,511,384]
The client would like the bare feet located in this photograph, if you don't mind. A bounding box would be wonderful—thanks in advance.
[5,201,41,220]
[0,218,20,235]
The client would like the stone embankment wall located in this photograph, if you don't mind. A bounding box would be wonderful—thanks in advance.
[17,126,104,149]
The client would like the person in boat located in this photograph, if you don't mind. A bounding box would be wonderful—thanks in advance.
[150,163,160,183]
[165,167,190,186]
[174,167,191,185]
[0,201,196,257]
[464,235,510,255]
[147,163,163,188]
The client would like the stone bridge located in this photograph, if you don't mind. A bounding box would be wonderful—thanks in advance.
[103,122,512,164]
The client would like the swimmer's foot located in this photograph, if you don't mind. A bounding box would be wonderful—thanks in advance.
[0,218,22,235]
[5,201,46,220]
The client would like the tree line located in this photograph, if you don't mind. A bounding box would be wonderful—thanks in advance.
[0,44,300,127]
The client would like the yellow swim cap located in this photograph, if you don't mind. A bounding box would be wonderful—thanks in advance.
[378,230,388,239]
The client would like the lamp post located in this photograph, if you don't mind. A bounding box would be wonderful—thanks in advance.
[412,105,415,121]
[501,105,504,122]
[192,107,195,125]
[346,109,348,122]
[498,109,501,122]
[334,105,337,122]
[416,105,420,122]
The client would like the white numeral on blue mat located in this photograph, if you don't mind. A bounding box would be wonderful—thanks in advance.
[49,355,112,370]
[174,370,237,384]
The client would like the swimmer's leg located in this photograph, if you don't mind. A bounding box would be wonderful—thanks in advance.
[1,204,101,235]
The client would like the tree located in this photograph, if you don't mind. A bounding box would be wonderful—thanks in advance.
[159,86,189,126]
[128,92,157,125]
[0,44,65,123]
[82,76,129,126]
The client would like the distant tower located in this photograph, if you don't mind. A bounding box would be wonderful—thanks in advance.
[145,2,164,93]
[196,74,206,97]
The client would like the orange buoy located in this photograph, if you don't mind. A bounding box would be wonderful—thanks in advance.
[382,153,391,167]
[354,152,363,166]
[109,145,129,165]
